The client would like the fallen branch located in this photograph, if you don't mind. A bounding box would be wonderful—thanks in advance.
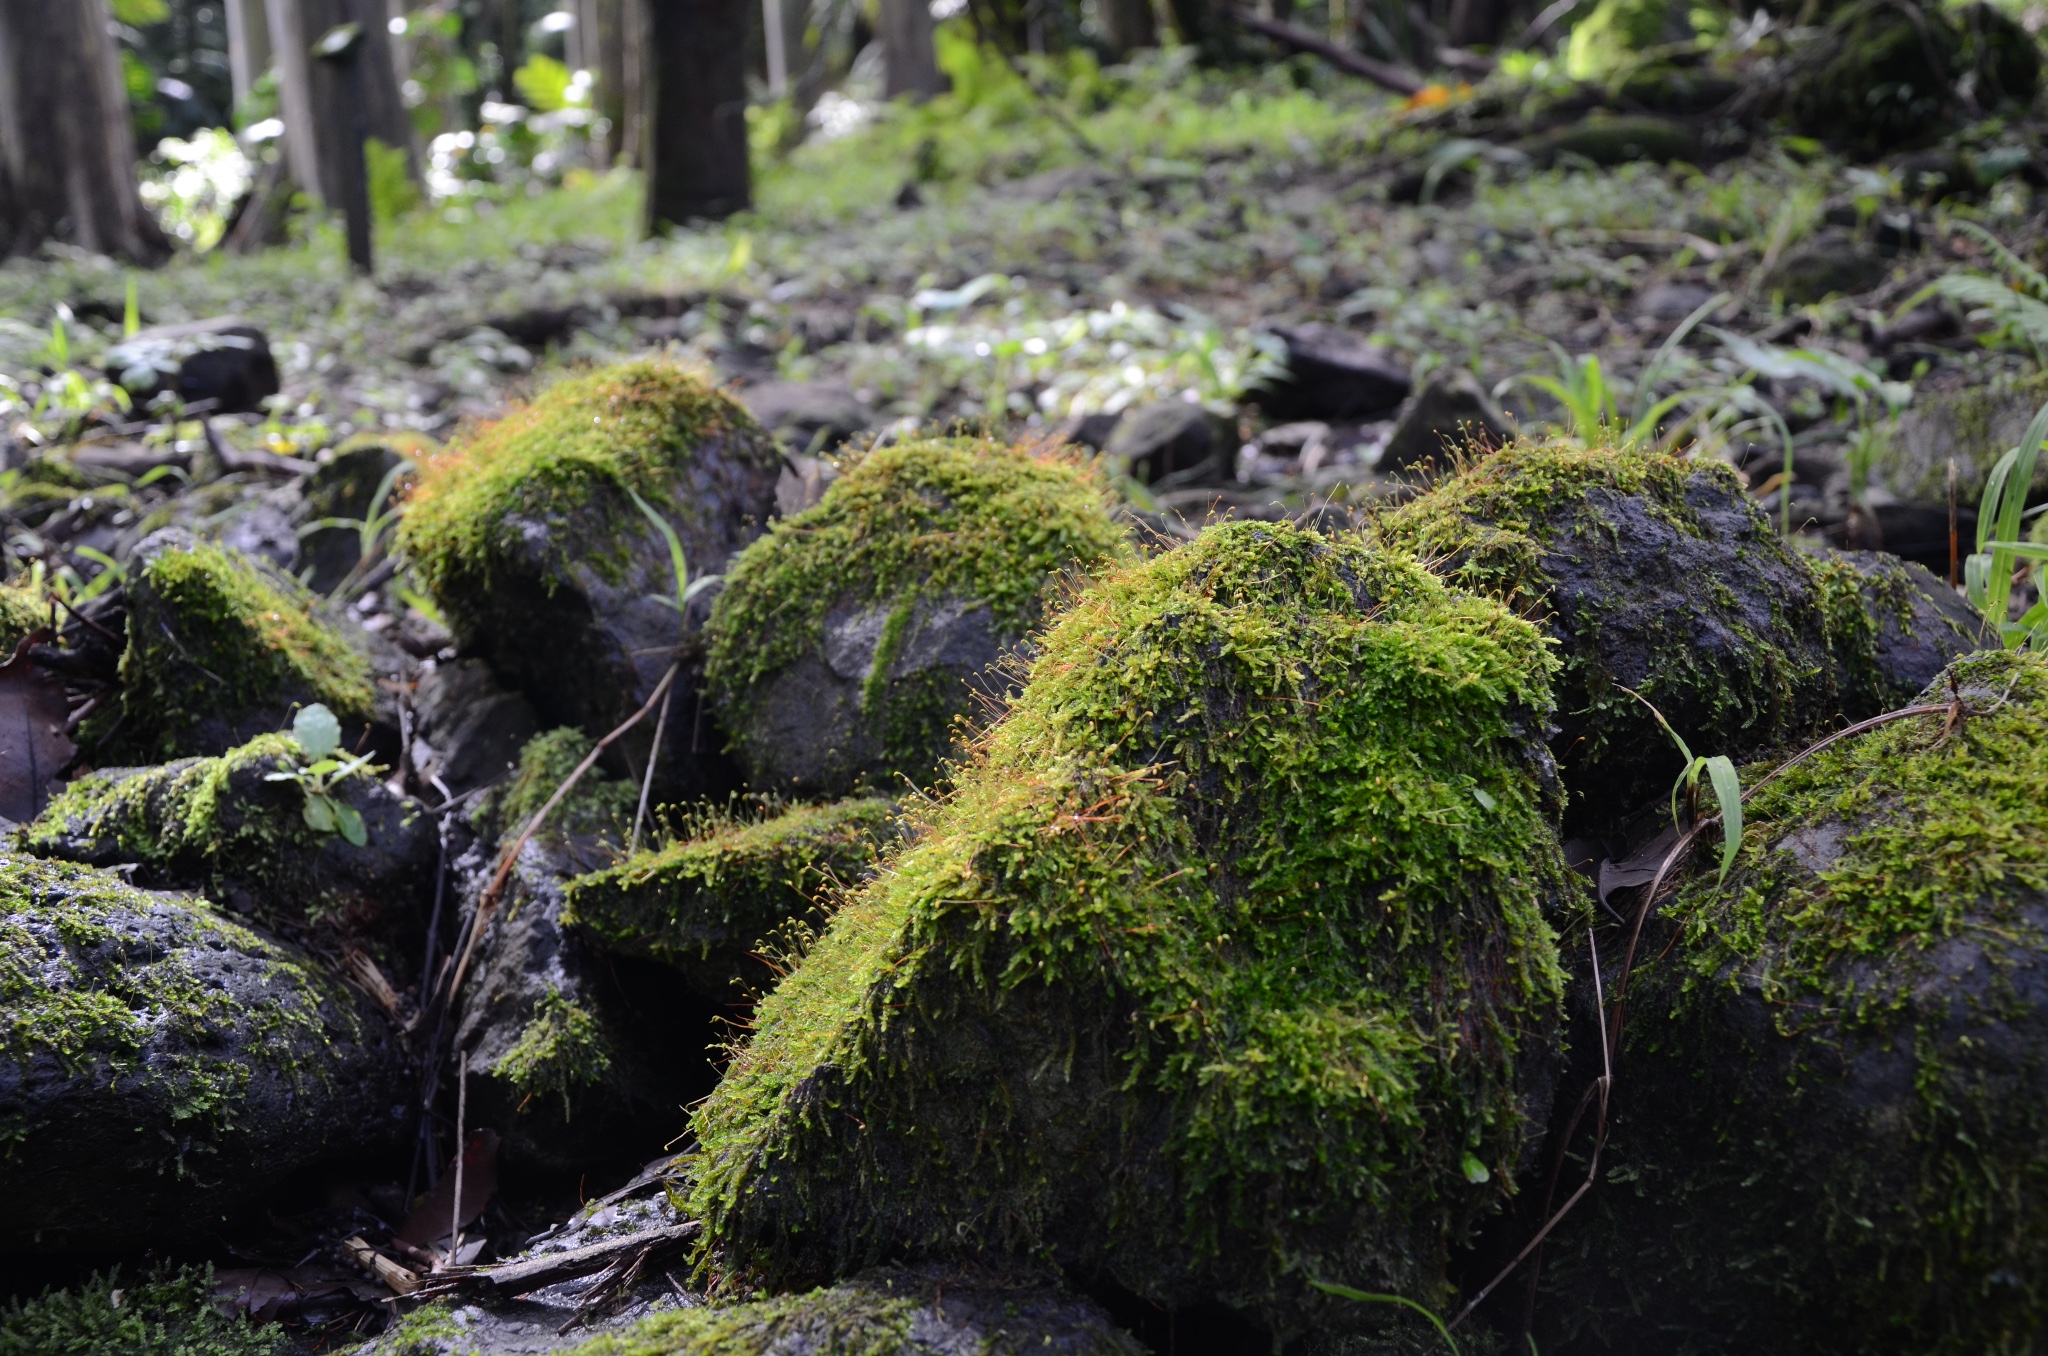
[1225,8,1427,95]
[414,1221,699,1299]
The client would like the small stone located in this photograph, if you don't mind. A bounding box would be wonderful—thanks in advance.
[1102,400,1225,483]
[1250,322,1412,421]
[103,316,279,415]
[738,380,873,455]
[1377,367,1511,474]
[411,658,541,797]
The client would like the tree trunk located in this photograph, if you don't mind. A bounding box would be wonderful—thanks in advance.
[1101,0,1158,54]
[0,0,169,262]
[643,0,751,228]
[263,0,414,208]
[881,0,945,97]
[227,0,276,111]
[1446,0,1508,47]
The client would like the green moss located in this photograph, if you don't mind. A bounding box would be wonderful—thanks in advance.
[0,852,332,1129]
[1545,649,2048,1352]
[104,540,375,761]
[0,580,47,656]
[0,1264,283,1356]
[370,1300,477,1356]
[689,522,1568,1332]
[480,727,637,848]
[398,359,762,599]
[562,796,899,993]
[704,436,1131,791]
[496,986,615,1117]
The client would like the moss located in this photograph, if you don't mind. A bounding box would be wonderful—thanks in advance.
[398,359,764,600]
[1379,439,1838,830]
[562,796,900,994]
[0,579,47,656]
[688,522,1568,1335]
[103,540,375,761]
[0,1264,283,1356]
[704,436,1132,792]
[370,1301,477,1356]
[479,726,638,848]
[0,852,332,1130]
[496,986,616,1117]
[1542,649,2048,1353]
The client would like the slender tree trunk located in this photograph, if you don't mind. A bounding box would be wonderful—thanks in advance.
[643,0,751,228]
[227,0,276,111]
[0,0,169,262]
[1446,0,1506,45]
[264,0,415,208]
[1101,0,1158,54]
[881,0,945,97]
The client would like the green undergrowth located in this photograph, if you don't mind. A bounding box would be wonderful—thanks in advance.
[0,853,331,1129]
[563,796,899,995]
[0,579,45,656]
[399,358,766,601]
[0,1264,282,1356]
[690,521,1569,1335]
[704,435,1129,792]
[101,540,375,762]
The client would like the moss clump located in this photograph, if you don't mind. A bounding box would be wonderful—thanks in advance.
[481,726,638,849]
[1809,548,1985,717]
[562,797,900,995]
[0,1264,283,1356]
[497,986,616,1117]
[689,522,1568,1337]
[1380,440,1839,832]
[105,539,375,761]
[0,580,46,655]
[1540,649,2048,1353]
[704,436,1131,796]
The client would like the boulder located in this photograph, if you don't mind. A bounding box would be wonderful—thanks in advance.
[1758,229,1890,303]
[1537,649,2048,1353]
[1812,548,1986,715]
[1880,370,2048,506]
[452,729,720,1172]
[688,523,1570,1343]
[704,437,1129,799]
[1379,442,1841,833]
[91,530,380,763]
[1248,323,1412,421]
[738,380,873,454]
[1102,401,1227,484]
[411,658,542,799]
[562,795,902,997]
[397,360,782,802]
[0,854,409,1257]
[102,317,280,415]
[1378,367,1512,474]
[1785,0,1961,157]
[22,731,435,939]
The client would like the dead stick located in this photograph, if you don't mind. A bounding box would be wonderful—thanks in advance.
[629,675,676,857]
[1224,8,1428,95]
[448,1048,467,1266]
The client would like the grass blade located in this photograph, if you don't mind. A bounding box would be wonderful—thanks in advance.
[624,484,691,614]
[1307,1279,1459,1355]
[1705,754,1743,883]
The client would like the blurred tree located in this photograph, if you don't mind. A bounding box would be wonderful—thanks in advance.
[882,0,945,95]
[0,0,171,260]
[644,0,749,225]
[262,0,415,209]
[226,0,275,109]
[1100,0,1158,56]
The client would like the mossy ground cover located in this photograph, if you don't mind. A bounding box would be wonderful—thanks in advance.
[0,1265,281,1356]
[690,521,1569,1337]
[562,796,899,996]
[101,540,375,762]
[704,436,1130,792]
[1540,648,2048,1353]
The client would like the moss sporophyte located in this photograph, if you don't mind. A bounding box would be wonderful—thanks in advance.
[688,521,1569,1334]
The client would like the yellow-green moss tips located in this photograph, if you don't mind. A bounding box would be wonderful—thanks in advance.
[703,436,1131,796]
[689,521,1569,1338]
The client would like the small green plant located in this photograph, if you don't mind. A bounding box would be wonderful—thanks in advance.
[1627,687,1743,881]
[0,1263,281,1356]
[625,484,720,617]
[262,703,373,845]
[1898,219,2048,366]
[1307,1278,1459,1354]
[1966,396,2048,648]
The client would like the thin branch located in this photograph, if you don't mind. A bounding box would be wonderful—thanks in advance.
[1225,8,1429,95]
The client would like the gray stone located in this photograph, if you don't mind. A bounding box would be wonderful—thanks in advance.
[740,380,873,454]
[103,316,279,415]
[1882,371,2048,505]
[1250,323,1412,421]
[1103,401,1225,484]
[1378,367,1512,473]
[1760,230,1890,303]
[412,659,542,798]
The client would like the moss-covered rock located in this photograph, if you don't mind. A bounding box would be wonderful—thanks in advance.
[565,1267,1144,1356]
[1811,548,1986,716]
[704,437,1130,798]
[97,530,378,762]
[1881,370,2048,506]
[398,360,781,799]
[0,1264,282,1356]
[689,522,1569,1340]
[1785,0,1960,157]
[0,578,46,656]
[0,854,408,1257]
[563,796,902,997]
[1379,441,1844,833]
[1537,649,2048,1354]
[22,732,435,936]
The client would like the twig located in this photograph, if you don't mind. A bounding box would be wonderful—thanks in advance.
[1225,8,1428,95]
[448,1048,468,1267]
[629,676,675,856]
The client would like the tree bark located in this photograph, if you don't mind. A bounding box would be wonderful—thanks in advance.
[1101,0,1158,55]
[263,0,414,209]
[0,0,169,262]
[643,0,751,228]
[227,0,276,111]
[881,0,944,97]
[1447,0,1510,47]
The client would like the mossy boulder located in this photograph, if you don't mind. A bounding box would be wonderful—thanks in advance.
[1380,442,1845,833]
[1537,649,2048,1354]
[1811,548,1986,716]
[453,729,721,1171]
[0,578,46,655]
[560,1266,1144,1356]
[688,522,1570,1340]
[98,530,379,763]
[703,437,1130,798]
[1881,370,2048,506]
[22,732,435,937]
[0,854,409,1257]
[398,361,781,800]
[563,796,903,998]
[1785,0,1961,156]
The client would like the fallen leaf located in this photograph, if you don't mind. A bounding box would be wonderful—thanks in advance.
[0,632,74,824]
[399,1128,500,1247]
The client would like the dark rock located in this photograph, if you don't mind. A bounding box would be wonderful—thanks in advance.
[1377,367,1511,474]
[1102,400,1227,484]
[0,854,409,1257]
[411,658,541,798]
[776,452,839,518]
[1833,500,1980,572]
[1537,649,2048,1353]
[1959,0,2042,110]
[1058,410,1124,451]
[1786,1,1961,157]
[103,317,280,415]
[1249,323,1412,421]
[1514,113,1700,167]
[1759,229,1890,303]
[1633,281,1718,322]
[1814,548,1986,715]
[214,500,299,572]
[296,435,419,594]
[738,380,873,454]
